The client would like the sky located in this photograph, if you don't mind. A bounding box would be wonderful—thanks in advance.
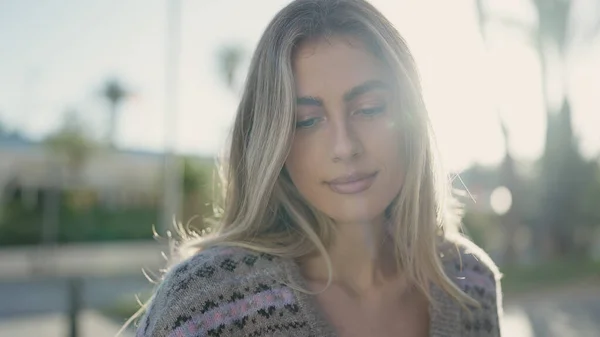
[1,0,599,172]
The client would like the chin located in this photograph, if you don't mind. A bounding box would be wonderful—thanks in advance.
[330,214,381,225]
[322,201,388,225]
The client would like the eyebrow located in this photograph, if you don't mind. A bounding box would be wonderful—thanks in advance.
[296,80,388,106]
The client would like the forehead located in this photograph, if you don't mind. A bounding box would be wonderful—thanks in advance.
[292,36,388,96]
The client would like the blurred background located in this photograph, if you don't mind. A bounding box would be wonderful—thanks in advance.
[0,0,599,336]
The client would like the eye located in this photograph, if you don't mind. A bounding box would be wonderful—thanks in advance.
[295,117,322,129]
[356,105,386,116]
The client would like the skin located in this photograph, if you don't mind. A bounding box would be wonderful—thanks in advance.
[285,36,429,336]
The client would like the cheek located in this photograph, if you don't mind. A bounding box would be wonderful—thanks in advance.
[363,118,404,162]
[285,139,321,189]
[363,122,405,188]
[387,131,405,175]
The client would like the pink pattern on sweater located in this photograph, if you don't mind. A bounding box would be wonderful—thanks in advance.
[167,286,296,337]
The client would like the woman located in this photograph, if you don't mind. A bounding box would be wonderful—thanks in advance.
[135,0,503,336]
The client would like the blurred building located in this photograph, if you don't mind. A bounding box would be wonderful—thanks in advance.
[0,134,210,211]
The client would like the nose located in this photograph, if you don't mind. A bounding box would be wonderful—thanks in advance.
[330,118,363,162]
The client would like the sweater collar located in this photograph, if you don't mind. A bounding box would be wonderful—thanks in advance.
[279,256,461,337]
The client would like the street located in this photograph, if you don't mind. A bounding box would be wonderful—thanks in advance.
[503,284,600,336]
[0,275,598,336]
[0,275,152,318]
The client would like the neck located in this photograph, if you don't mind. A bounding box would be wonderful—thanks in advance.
[299,216,400,294]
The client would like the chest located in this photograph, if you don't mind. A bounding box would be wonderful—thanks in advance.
[314,287,431,337]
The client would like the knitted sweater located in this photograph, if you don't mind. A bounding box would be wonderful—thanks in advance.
[136,235,503,336]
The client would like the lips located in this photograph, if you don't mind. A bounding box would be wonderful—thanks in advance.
[326,171,378,194]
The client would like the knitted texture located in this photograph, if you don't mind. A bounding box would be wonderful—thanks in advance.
[137,236,503,336]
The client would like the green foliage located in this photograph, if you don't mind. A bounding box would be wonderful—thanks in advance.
[181,157,212,196]
[180,156,215,232]
[44,110,95,174]
[0,189,159,246]
[58,206,158,243]
[461,211,501,248]
[0,199,44,245]
[501,258,600,295]
[0,156,218,246]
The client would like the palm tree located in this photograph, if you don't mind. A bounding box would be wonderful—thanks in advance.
[45,110,94,184]
[217,44,245,92]
[41,109,94,253]
[101,79,129,148]
[475,0,600,258]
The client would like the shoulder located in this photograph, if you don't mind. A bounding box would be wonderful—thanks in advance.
[439,234,504,336]
[136,245,290,337]
[162,245,285,290]
[440,234,502,291]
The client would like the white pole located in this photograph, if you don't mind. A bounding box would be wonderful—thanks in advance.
[162,0,183,235]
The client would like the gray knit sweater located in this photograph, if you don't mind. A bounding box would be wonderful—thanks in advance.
[136,235,503,336]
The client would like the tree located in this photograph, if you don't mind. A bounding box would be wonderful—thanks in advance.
[45,109,94,184]
[475,0,600,258]
[0,119,6,136]
[38,110,94,251]
[101,79,129,148]
[181,157,213,231]
[496,118,523,263]
[217,44,245,92]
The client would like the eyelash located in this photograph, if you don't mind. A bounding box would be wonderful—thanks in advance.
[295,117,323,129]
[295,106,386,129]
[355,105,386,116]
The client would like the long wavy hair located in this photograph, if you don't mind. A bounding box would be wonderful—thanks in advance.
[178,0,474,304]
[121,1,474,333]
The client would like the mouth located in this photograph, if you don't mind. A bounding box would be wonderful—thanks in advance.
[326,171,378,195]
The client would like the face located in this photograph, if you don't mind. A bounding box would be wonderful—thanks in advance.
[285,36,404,225]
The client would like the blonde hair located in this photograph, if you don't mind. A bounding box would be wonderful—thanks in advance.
[120,0,474,334]
[183,0,475,303]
